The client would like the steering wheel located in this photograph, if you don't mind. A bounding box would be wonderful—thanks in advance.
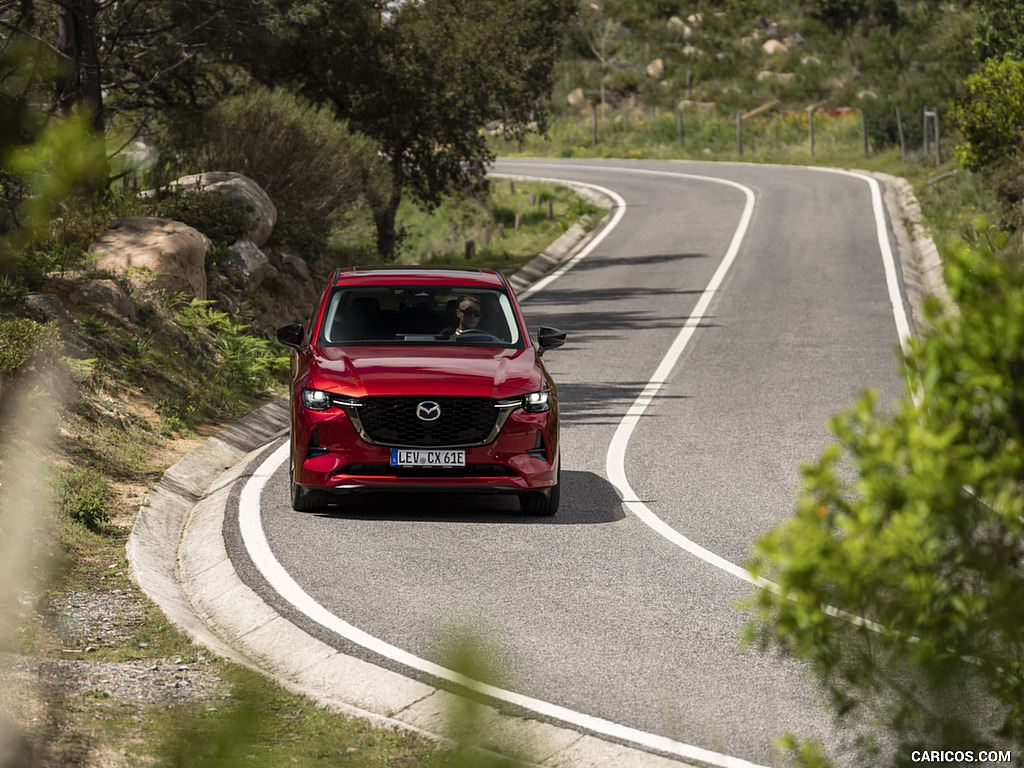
[456,328,498,340]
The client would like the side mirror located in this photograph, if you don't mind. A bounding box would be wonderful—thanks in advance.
[276,323,304,351]
[536,326,566,356]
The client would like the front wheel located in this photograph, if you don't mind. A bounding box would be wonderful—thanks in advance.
[291,480,327,512]
[520,461,560,516]
[290,448,326,512]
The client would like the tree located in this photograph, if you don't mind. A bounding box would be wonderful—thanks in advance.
[745,236,1024,764]
[369,0,577,259]
[586,17,624,117]
[954,56,1024,172]
[234,0,576,259]
[972,0,1024,61]
[1,0,272,154]
[1,35,106,286]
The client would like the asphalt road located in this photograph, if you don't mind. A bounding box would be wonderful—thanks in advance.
[224,159,913,767]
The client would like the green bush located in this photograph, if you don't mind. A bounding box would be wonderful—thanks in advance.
[954,56,1024,172]
[197,86,379,252]
[0,318,61,379]
[52,465,112,529]
[146,189,251,248]
[746,234,1024,763]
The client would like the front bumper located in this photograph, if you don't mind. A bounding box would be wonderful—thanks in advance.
[291,400,558,493]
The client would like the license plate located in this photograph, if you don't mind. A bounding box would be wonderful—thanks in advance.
[390,449,466,467]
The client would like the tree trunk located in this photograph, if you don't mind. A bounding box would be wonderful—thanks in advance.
[373,199,399,262]
[371,165,403,262]
[56,0,104,132]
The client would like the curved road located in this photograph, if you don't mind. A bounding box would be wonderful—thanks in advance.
[225,159,913,766]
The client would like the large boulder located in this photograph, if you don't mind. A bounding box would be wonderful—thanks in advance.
[228,239,278,292]
[68,279,137,322]
[24,293,73,325]
[90,217,209,299]
[168,172,277,247]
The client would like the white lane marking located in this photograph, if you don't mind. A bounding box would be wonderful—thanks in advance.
[592,172,765,587]
[239,440,770,768]
[810,168,913,354]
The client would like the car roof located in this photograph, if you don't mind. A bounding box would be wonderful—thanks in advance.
[335,265,507,289]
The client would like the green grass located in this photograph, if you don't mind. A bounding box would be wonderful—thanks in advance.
[328,180,603,276]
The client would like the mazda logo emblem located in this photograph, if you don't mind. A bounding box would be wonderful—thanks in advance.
[416,401,441,422]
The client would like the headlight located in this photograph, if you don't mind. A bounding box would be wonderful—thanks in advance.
[300,387,333,411]
[495,390,552,413]
[522,389,552,413]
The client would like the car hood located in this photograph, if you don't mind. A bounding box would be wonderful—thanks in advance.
[307,345,545,398]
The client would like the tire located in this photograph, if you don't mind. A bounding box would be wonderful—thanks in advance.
[520,461,560,516]
[291,480,326,512]
[290,448,326,512]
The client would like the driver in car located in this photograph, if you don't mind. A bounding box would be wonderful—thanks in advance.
[444,296,483,337]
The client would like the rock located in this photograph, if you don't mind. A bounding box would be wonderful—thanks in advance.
[666,17,692,39]
[801,55,822,66]
[646,58,664,77]
[280,252,311,283]
[228,239,278,291]
[167,172,277,248]
[757,71,796,84]
[68,279,137,322]
[682,45,703,58]
[90,217,209,300]
[24,293,72,324]
[762,39,788,56]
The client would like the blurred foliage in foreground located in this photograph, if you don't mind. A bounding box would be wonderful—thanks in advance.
[746,227,1024,765]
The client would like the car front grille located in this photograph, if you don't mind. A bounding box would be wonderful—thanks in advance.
[356,397,499,447]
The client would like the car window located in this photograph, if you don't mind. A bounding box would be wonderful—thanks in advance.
[318,285,523,348]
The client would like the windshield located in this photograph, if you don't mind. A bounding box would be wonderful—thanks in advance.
[317,285,523,348]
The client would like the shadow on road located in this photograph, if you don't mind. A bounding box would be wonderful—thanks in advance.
[556,380,691,426]
[572,250,709,271]
[310,469,625,525]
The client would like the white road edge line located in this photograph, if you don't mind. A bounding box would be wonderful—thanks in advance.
[239,441,768,768]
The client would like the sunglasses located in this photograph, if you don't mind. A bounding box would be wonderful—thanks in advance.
[459,307,481,317]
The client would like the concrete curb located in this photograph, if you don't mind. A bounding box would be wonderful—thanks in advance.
[867,171,950,330]
[127,167,944,767]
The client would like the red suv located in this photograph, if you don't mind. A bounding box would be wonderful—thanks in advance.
[276,266,566,515]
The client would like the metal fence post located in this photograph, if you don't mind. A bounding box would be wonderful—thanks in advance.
[923,107,929,155]
[896,106,906,159]
[808,107,815,156]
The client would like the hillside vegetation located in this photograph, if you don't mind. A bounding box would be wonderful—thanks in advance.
[531,0,1024,248]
